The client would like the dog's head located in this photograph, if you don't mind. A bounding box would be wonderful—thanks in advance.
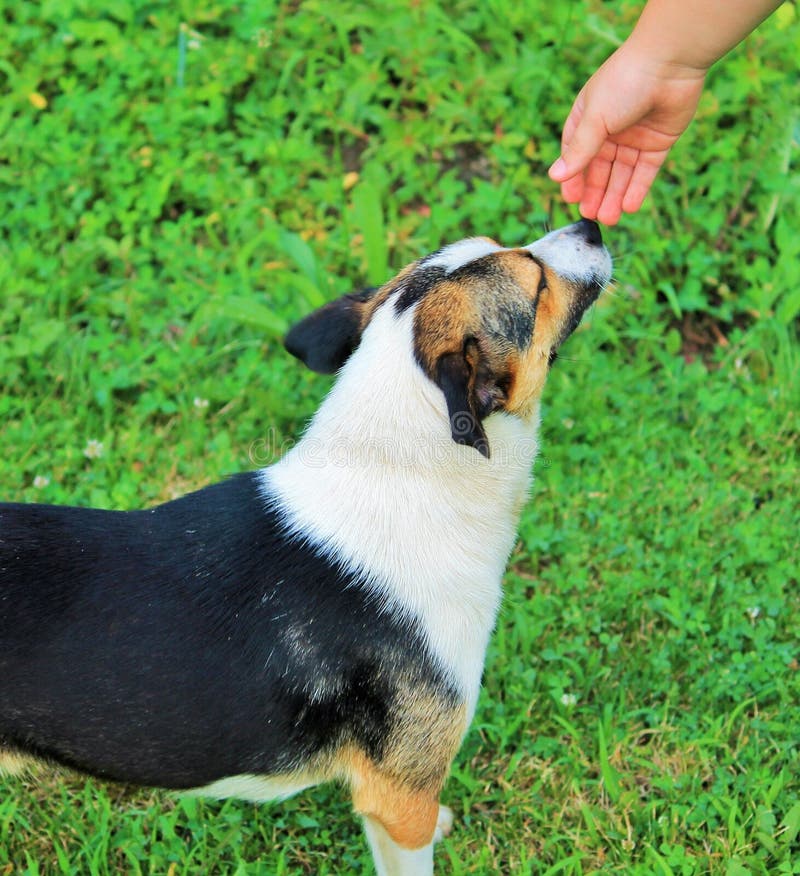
[285,219,612,458]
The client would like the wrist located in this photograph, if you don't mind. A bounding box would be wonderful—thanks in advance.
[618,30,709,82]
[625,0,784,73]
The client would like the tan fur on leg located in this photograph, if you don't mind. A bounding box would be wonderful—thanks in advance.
[347,750,440,850]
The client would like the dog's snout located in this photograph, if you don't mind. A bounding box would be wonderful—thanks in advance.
[576,218,602,247]
[525,221,612,289]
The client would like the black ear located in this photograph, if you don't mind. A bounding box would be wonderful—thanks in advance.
[435,338,508,459]
[284,288,379,374]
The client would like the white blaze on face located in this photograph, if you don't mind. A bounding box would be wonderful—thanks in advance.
[423,237,504,273]
[526,224,612,284]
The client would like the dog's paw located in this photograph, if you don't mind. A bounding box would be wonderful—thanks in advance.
[433,805,454,843]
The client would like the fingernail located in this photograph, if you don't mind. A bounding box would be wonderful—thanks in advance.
[548,157,567,179]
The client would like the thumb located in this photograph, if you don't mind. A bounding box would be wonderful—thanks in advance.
[549,110,609,182]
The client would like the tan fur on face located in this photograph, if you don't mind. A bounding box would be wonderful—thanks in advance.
[412,279,481,373]
[505,258,601,415]
[408,252,542,418]
[392,249,600,420]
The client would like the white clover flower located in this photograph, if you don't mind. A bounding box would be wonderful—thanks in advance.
[33,475,50,489]
[194,396,210,410]
[83,439,104,459]
[560,692,577,707]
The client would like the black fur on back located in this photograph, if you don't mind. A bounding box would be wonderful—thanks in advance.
[0,473,457,788]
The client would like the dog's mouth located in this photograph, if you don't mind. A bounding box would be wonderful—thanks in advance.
[553,274,608,351]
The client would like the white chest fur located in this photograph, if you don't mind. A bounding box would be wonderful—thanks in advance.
[261,305,539,716]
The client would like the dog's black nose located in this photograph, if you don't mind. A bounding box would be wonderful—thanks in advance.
[577,218,603,246]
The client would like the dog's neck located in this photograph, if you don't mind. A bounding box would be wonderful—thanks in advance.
[262,304,540,713]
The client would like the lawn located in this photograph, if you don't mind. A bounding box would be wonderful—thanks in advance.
[1,1,798,874]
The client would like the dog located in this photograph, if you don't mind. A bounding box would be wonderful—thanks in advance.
[0,219,611,875]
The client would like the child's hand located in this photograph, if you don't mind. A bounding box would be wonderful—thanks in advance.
[549,0,781,224]
[548,43,705,225]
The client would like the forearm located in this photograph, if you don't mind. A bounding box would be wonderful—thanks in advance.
[628,0,784,72]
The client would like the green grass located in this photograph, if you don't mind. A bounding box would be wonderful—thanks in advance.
[1,0,798,873]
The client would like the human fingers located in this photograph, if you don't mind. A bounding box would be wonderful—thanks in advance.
[621,151,668,213]
[548,98,608,183]
[596,145,638,225]
[560,173,585,205]
[552,99,587,203]
[555,105,586,203]
[560,94,582,151]
[574,141,616,220]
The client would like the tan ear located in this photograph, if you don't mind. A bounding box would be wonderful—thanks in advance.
[284,288,379,373]
[435,338,509,459]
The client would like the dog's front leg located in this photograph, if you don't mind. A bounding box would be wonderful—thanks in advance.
[363,816,434,876]
[349,750,453,875]
[362,805,452,876]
